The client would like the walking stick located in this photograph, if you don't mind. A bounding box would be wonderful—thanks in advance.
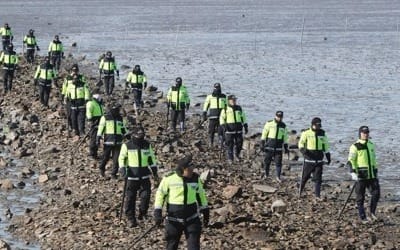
[165,102,170,129]
[131,223,159,248]
[119,175,128,221]
[337,182,357,220]
[287,151,291,171]
[298,159,305,198]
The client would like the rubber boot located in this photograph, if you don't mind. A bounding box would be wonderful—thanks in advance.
[314,182,321,198]
[179,122,185,132]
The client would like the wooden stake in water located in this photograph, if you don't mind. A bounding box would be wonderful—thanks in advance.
[300,17,305,54]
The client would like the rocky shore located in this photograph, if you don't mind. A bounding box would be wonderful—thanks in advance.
[0,56,399,249]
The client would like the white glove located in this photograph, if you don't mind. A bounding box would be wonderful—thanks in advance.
[350,172,358,181]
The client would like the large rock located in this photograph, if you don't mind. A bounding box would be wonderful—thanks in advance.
[271,199,287,213]
[223,185,242,199]
[0,239,10,250]
[38,174,49,183]
[0,157,8,168]
[0,179,14,190]
[253,184,277,193]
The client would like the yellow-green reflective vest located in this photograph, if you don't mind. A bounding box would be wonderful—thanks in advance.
[261,119,288,150]
[48,41,63,53]
[167,85,190,110]
[203,94,227,119]
[34,63,56,82]
[348,139,377,179]
[154,172,208,210]
[126,72,147,86]
[99,57,118,74]
[86,100,104,120]
[97,114,126,145]
[0,51,18,70]
[23,35,37,47]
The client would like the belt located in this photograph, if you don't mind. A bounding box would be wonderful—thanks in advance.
[70,106,85,110]
[265,147,282,151]
[225,131,243,134]
[304,159,324,163]
[128,175,150,180]
[167,213,199,223]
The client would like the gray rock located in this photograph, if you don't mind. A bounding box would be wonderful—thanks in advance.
[271,199,287,213]
[162,144,173,153]
[0,157,8,168]
[223,185,242,199]
[38,174,49,183]
[0,239,11,250]
[253,184,277,193]
[200,169,211,183]
[0,179,14,190]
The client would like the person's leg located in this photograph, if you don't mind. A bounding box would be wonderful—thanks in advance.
[235,134,243,159]
[70,109,79,136]
[39,85,45,105]
[7,71,13,91]
[312,163,323,197]
[208,119,218,146]
[125,180,140,226]
[138,179,151,219]
[184,218,202,250]
[111,145,121,177]
[225,134,234,161]
[89,123,98,157]
[368,179,380,216]
[171,109,178,131]
[263,151,273,177]
[166,221,184,250]
[355,180,367,220]
[77,109,86,136]
[99,145,112,176]
[299,162,315,195]
[274,152,283,179]
[43,86,51,107]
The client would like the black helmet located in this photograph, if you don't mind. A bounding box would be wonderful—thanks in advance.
[176,77,182,84]
[311,117,322,126]
[71,64,79,72]
[275,111,284,118]
[29,29,34,35]
[134,127,145,139]
[214,82,221,89]
[54,35,59,40]
[4,23,9,28]
[134,65,140,70]
[358,126,369,136]
[227,94,237,100]
[106,51,112,57]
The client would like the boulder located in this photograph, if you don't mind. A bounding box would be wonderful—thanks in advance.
[271,199,287,213]
[38,174,49,183]
[0,239,10,250]
[253,184,277,194]
[0,179,14,190]
[223,185,242,199]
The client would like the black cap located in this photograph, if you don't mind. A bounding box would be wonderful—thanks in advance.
[275,111,283,117]
[311,117,322,125]
[227,95,237,100]
[359,126,369,134]
[177,155,193,169]
[176,77,182,84]
[214,83,221,89]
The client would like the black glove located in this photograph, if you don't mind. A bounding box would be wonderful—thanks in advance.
[119,167,126,177]
[154,209,163,226]
[202,208,210,227]
[325,152,331,165]
[202,112,207,122]
[144,82,147,90]
[186,103,190,110]
[244,124,248,134]
[284,144,289,154]
[36,46,40,51]
[96,136,101,146]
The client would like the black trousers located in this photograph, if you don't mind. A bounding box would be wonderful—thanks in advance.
[132,88,143,108]
[166,218,201,250]
[355,178,380,218]
[99,144,121,175]
[3,70,14,92]
[2,40,10,51]
[70,107,85,136]
[125,178,151,220]
[104,75,115,95]
[225,133,243,160]
[300,161,323,197]
[26,48,35,63]
[208,119,220,144]
[88,122,99,157]
[170,109,185,131]
[51,54,61,71]
[264,151,283,178]
[39,85,51,106]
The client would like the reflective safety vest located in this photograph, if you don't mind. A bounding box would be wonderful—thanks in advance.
[0,27,12,40]
[48,41,64,53]
[34,63,56,86]
[126,71,147,89]
[118,139,157,179]
[0,51,18,70]
[99,57,118,75]
[203,93,227,119]
[298,128,330,161]
[154,171,208,218]
[167,85,190,111]
[348,139,377,180]
[23,35,37,48]
[97,114,126,145]
[86,99,104,121]
[219,105,247,133]
[261,119,288,151]
[63,75,90,108]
